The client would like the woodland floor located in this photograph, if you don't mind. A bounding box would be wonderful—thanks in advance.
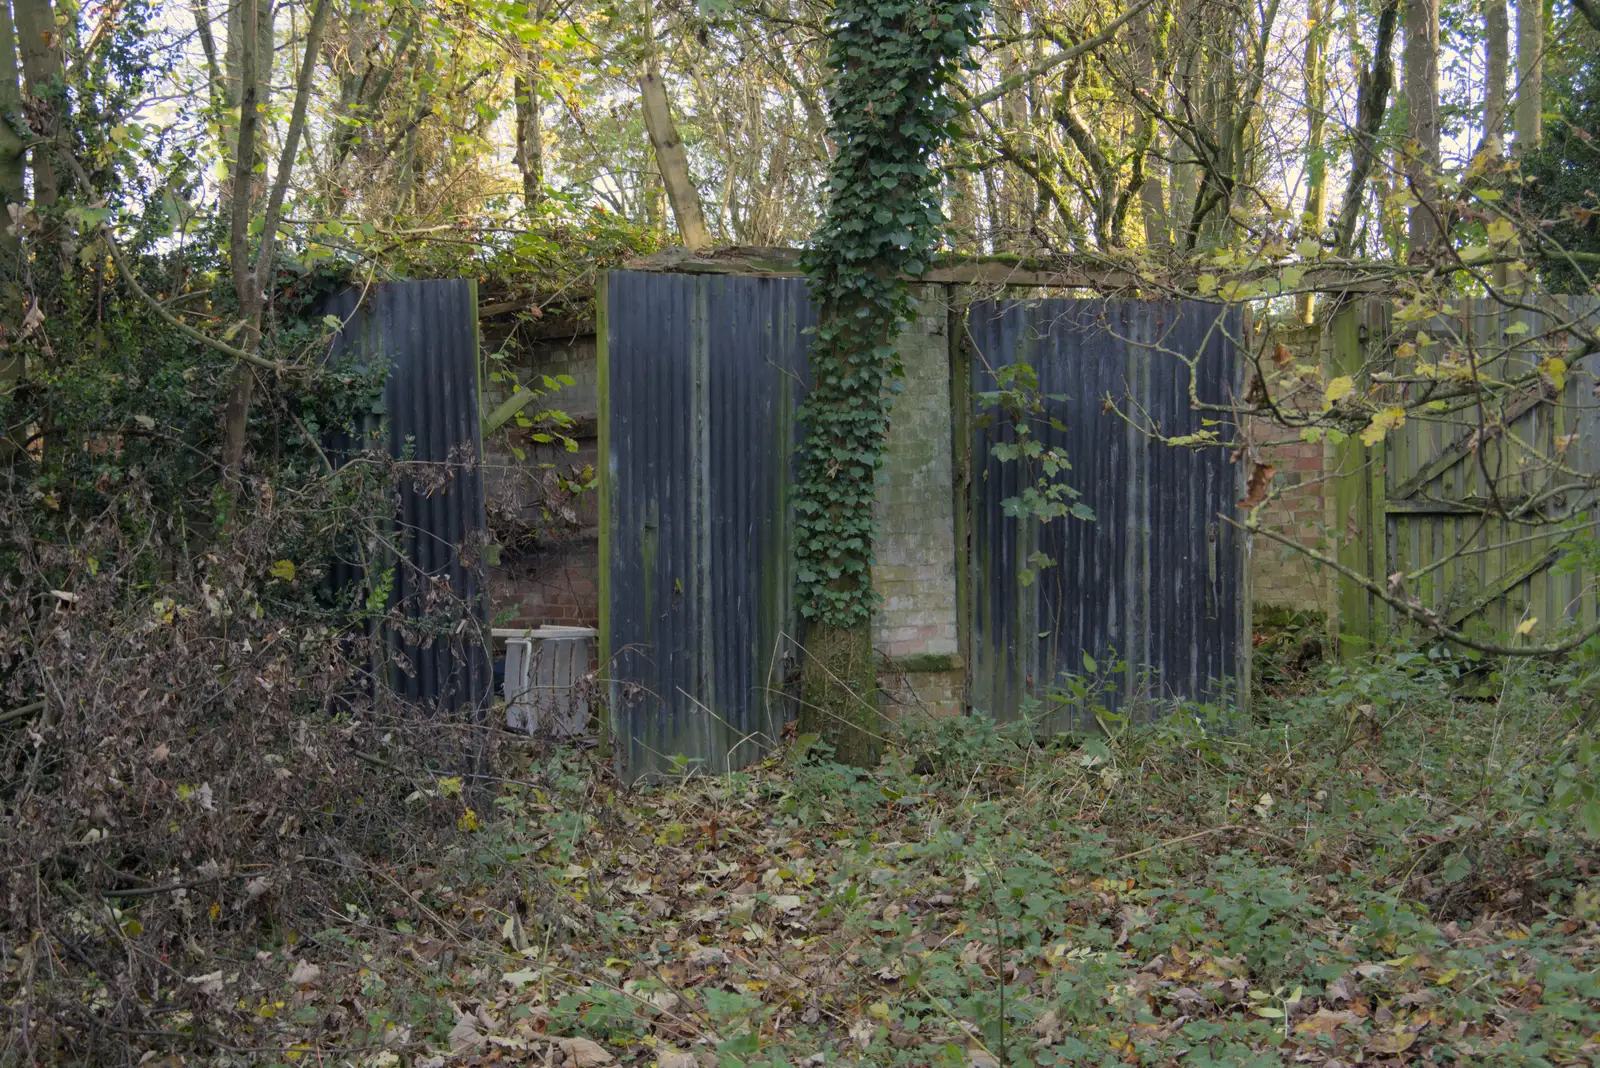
[156,652,1599,1068]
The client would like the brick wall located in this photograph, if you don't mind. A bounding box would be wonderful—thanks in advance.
[494,548,599,627]
[484,330,602,630]
[871,285,961,663]
[1247,325,1332,614]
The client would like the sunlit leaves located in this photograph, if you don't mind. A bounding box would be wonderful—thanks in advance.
[1358,407,1405,447]
[1323,375,1355,408]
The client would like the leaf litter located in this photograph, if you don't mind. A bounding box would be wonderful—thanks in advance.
[134,657,1600,1066]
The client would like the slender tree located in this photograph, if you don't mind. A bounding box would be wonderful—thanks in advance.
[1299,0,1330,322]
[220,0,333,470]
[1515,0,1543,153]
[1403,0,1440,255]
[1335,0,1401,254]
[514,66,544,210]
[0,0,22,422]
[637,0,710,248]
[1484,0,1510,155]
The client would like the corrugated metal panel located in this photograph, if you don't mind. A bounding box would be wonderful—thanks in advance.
[321,279,491,719]
[964,299,1246,729]
[601,270,811,782]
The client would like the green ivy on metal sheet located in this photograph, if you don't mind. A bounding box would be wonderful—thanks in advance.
[794,0,984,628]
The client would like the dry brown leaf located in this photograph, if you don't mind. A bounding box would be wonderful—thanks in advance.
[448,1015,484,1052]
[1294,1008,1357,1035]
[1367,1029,1417,1054]
[1031,1008,1063,1044]
[1238,462,1277,510]
[184,970,224,997]
[656,1047,697,1068]
[557,1036,615,1065]
[287,960,321,987]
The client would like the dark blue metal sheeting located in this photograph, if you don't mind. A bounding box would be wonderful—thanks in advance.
[964,299,1247,729]
[601,270,811,782]
[322,279,491,719]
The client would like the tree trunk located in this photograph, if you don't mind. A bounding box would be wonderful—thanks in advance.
[221,0,265,471]
[12,0,60,208]
[948,119,980,252]
[1334,0,1400,256]
[1514,0,1542,153]
[221,0,273,208]
[799,621,878,767]
[0,0,23,254]
[0,0,23,426]
[996,0,1032,249]
[1134,4,1169,251]
[1403,0,1440,257]
[1483,0,1509,155]
[514,65,543,211]
[1298,0,1329,322]
[637,0,709,249]
[220,0,327,471]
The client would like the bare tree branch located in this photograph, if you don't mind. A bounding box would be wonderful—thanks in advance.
[254,0,333,290]
[1334,0,1401,255]
[955,0,1158,115]
[1231,516,1600,657]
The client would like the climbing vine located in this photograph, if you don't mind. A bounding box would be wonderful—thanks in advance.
[794,0,985,628]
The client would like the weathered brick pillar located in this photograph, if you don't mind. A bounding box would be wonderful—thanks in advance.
[872,285,963,716]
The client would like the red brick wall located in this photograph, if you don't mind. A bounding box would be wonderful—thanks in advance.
[1246,325,1331,614]
[1248,422,1330,612]
[483,330,603,630]
[492,543,599,628]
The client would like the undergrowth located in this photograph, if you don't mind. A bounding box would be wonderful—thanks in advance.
[41,649,1596,1067]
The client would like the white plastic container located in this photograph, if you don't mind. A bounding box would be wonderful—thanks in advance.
[497,626,596,737]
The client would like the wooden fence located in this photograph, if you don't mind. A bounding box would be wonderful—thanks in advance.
[1331,295,1600,651]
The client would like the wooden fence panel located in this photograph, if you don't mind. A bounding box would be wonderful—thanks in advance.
[1333,296,1600,651]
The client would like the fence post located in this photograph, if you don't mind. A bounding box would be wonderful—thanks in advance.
[1329,300,1386,658]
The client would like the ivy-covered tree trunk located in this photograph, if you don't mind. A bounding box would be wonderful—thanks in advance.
[794,0,981,766]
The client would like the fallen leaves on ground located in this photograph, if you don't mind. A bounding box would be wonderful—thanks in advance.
[112,661,1600,1066]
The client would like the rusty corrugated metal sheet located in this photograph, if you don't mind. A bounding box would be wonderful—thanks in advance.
[600,270,810,782]
[963,299,1247,729]
[322,279,492,719]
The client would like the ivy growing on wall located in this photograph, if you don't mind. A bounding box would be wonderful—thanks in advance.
[794,0,984,629]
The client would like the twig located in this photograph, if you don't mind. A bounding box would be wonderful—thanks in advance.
[1109,826,1232,863]
[0,699,44,727]
[99,869,274,899]
[955,0,1157,114]
[1230,515,1600,657]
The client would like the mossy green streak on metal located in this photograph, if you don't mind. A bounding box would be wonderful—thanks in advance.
[596,279,613,754]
